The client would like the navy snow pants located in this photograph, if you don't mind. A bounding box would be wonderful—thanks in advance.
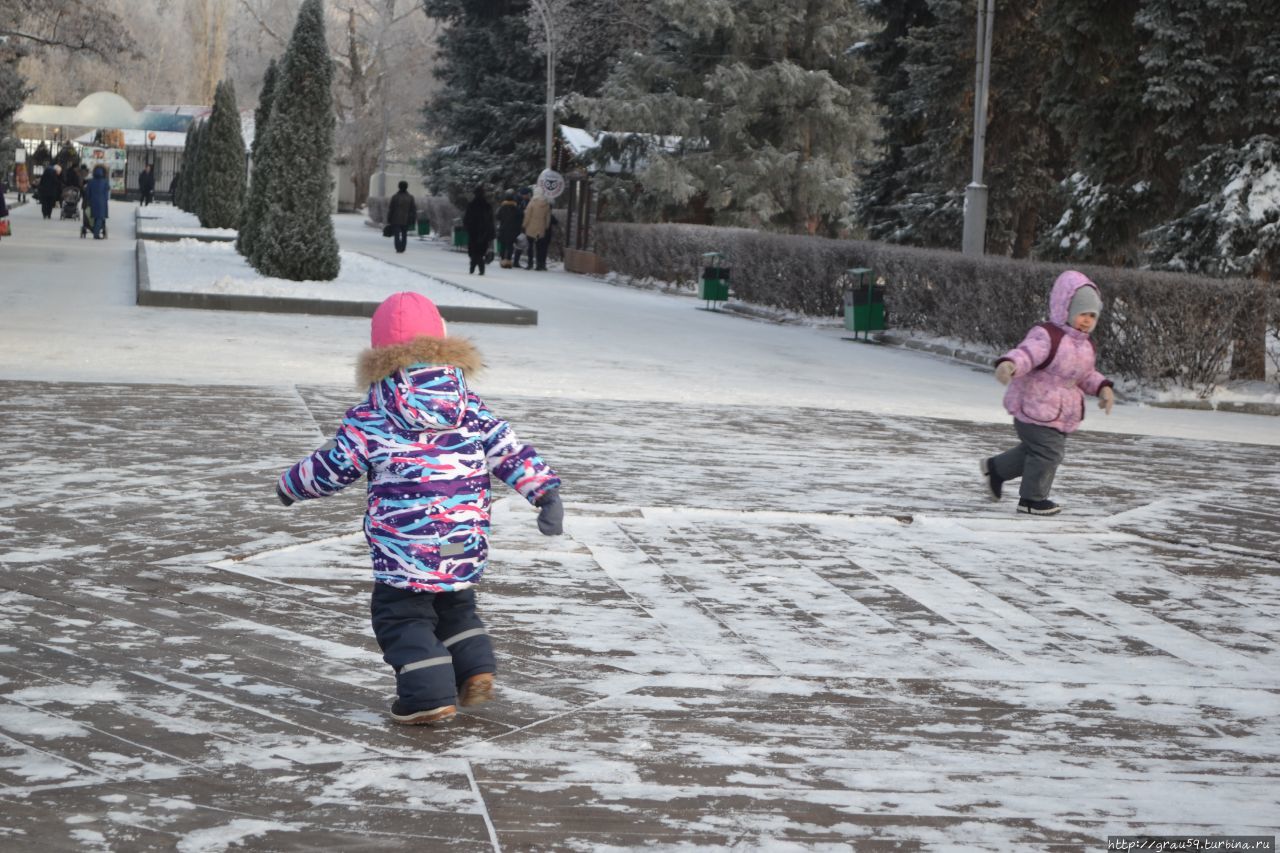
[369,584,496,712]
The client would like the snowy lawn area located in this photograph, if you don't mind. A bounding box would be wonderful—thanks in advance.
[144,238,514,308]
[135,203,236,240]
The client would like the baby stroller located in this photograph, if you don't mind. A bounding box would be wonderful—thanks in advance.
[60,186,81,220]
[80,202,107,240]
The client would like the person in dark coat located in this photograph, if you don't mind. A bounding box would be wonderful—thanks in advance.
[138,164,156,206]
[37,165,62,219]
[461,185,495,275]
[386,181,417,254]
[62,164,82,193]
[85,165,111,239]
[494,189,522,268]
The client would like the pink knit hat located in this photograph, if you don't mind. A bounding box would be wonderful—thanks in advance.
[370,292,446,348]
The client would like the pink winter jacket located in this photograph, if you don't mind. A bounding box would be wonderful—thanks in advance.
[996,270,1113,434]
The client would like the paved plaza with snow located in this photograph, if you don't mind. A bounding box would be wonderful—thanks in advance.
[0,199,1277,850]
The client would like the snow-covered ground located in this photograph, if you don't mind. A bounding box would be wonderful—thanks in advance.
[144,239,514,309]
[0,196,1276,850]
[0,197,1274,445]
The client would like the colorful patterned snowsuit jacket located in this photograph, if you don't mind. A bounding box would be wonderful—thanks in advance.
[996,270,1113,435]
[278,337,560,592]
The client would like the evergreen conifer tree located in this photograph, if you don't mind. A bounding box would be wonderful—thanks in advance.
[857,0,1065,255]
[576,0,879,234]
[176,122,193,211]
[0,52,24,175]
[181,120,206,214]
[855,0,935,242]
[250,0,340,282]
[1138,0,1280,279]
[421,0,545,205]
[1036,0,1168,265]
[237,58,278,259]
[198,80,248,230]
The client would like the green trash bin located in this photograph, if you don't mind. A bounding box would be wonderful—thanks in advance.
[452,220,467,249]
[416,217,430,238]
[699,252,730,306]
[844,267,886,339]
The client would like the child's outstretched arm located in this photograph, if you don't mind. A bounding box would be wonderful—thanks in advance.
[467,393,562,532]
[277,421,371,505]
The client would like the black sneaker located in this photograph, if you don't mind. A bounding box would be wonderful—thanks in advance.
[1017,499,1061,516]
[980,458,1003,501]
[389,701,456,726]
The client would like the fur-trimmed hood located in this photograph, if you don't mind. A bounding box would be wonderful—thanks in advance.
[356,336,485,433]
[357,336,483,387]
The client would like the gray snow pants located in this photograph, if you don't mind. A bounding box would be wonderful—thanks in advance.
[989,419,1067,501]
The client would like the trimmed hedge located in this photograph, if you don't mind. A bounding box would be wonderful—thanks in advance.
[595,223,1276,393]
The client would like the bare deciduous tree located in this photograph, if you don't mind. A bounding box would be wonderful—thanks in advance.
[187,0,234,105]
[0,0,135,58]
[329,0,439,207]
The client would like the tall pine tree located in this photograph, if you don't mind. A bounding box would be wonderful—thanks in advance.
[250,0,340,282]
[577,0,880,234]
[1139,0,1280,380]
[1138,0,1280,279]
[855,0,936,242]
[856,0,1065,256]
[237,58,279,259]
[421,0,545,205]
[181,120,207,215]
[198,81,248,230]
[1036,0,1169,265]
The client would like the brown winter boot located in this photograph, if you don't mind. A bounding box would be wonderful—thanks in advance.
[459,673,495,707]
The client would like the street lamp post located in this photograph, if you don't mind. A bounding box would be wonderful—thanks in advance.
[961,0,995,256]
[529,0,555,171]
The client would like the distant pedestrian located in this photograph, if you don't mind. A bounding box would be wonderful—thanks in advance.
[62,163,82,193]
[85,165,111,239]
[462,185,494,275]
[981,270,1114,516]
[14,164,29,203]
[37,165,62,219]
[495,189,522,268]
[276,291,565,725]
[0,185,9,239]
[138,163,156,206]
[521,189,552,271]
[386,180,417,254]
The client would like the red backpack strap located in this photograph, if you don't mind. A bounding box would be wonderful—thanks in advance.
[1034,322,1064,371]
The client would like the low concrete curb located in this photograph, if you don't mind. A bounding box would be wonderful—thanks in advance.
[136,229,235,243]
[135,241,538,325]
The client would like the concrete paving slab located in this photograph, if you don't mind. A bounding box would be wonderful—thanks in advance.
[1,379,1276,850]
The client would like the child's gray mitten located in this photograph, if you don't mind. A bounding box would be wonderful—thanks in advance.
[276,483,295,506]
[535,491,564,536]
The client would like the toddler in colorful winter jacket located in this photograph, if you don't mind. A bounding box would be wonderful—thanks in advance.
[277,292,564,725]
[981,270,1115,516]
